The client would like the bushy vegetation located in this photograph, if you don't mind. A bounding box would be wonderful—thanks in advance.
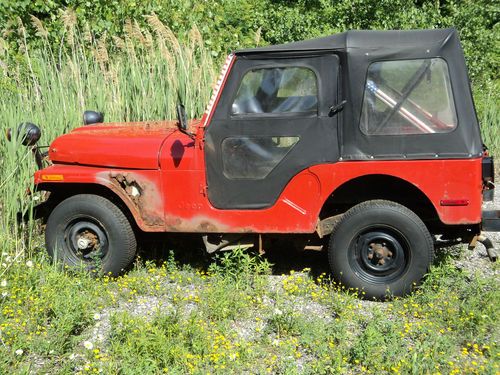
[0,4,498,374]
[1,1,498,81]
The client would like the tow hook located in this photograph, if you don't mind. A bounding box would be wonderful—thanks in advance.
[470,234,498,262]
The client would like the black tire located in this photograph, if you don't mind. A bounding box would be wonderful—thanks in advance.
[328,200,434,299]
[45,194,137,276]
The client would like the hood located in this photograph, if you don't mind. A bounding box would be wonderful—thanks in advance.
[49,120,197,169]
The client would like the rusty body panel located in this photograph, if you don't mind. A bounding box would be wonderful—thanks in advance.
[159,130,482,231]
[35,165,165,232]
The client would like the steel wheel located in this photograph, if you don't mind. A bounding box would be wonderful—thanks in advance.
[46,194,137,276]
[63,218,109,263]
[328,200,434,299]
[348,227,409,284]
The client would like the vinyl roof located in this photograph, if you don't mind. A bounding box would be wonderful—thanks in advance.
[235,28,457,55]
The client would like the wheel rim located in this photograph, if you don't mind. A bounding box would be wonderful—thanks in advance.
[348,227,410,284]
[64,218,109,263]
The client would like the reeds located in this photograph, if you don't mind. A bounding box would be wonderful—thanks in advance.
[0,14,218,252]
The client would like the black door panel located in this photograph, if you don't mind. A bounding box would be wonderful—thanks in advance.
[205,54,340,209]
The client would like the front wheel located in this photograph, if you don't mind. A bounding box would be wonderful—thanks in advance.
[45,194,137,276]
[328,200,434,299]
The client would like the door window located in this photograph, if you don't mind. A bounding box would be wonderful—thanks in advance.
[231,67,318,115]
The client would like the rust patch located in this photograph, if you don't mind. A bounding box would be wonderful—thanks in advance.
[368,243,393,265]
[164,215,256,233]
[108,172,164,228]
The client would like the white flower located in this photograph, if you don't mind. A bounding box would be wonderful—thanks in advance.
[26,260,34,268]
[273,308,283,316]
[83,341,94,350]
[0,280,6,287]
[15,349,23,356]
[1,292,8,297]
[93,313,101,321]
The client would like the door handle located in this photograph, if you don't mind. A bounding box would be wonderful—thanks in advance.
[328,100,347,117]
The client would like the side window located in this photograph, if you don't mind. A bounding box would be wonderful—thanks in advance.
[222,136,299,179]
[231,67,318,115]
[360,58,457,135]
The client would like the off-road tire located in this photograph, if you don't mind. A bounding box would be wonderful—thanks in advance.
[46,194,137,276]
[328,200,434,299]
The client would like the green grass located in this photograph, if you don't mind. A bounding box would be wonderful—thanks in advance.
[475,80,500,155]
[0,245,498,374]
[0,16,499,375]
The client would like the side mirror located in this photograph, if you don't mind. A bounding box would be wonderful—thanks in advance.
[176,104,188,131]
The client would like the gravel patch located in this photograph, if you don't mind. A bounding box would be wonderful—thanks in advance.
[455,183,500,276]
[81,294,176,349]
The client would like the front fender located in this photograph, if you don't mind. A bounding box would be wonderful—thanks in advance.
[34,165,165,232]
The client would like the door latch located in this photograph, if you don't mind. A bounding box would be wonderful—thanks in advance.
[328,100,347,117]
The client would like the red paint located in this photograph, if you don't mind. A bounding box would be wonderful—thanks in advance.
[49,120,199,169]
[34,54,484,233]
[36,165,164,232]
[36,127,483,233]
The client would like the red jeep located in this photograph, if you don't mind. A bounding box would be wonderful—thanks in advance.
[19,28,498,298]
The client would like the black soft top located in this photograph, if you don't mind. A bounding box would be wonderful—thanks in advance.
[235,28,482,160]
[236,28,457,55]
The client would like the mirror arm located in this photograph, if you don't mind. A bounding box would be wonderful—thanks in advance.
[176,103,195,139]
[178,125,195,139]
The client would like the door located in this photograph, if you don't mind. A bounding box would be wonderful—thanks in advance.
[205,54,340,209]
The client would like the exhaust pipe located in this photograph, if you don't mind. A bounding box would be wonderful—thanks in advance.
[477,235,498,262]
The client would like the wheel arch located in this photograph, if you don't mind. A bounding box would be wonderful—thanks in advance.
[36,182,148,232]
[319,174,440,228]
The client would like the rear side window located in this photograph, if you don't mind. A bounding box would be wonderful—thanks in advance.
[360,58,457,135]
[231,67,318,115]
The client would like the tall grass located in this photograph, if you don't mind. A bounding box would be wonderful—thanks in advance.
[475,81,500,155]
[0,12,219,249]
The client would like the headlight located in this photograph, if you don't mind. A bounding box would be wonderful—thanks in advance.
[6,122,41,146]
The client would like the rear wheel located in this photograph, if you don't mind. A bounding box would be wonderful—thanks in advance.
[328,200,433,299]
[46,194,137,276]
